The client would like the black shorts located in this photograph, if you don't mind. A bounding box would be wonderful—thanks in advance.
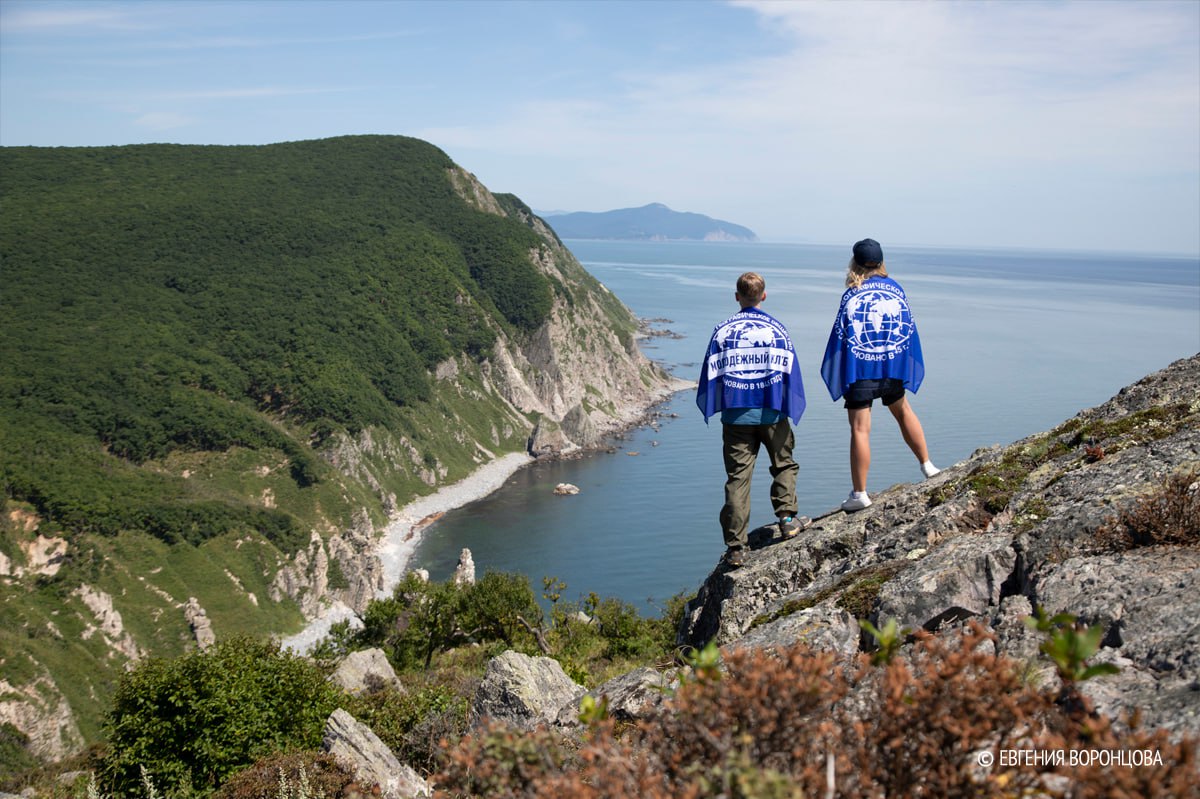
[844,379,905,410]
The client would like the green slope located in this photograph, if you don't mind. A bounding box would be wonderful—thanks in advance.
[0,135,551,547]
[0,135,586,749]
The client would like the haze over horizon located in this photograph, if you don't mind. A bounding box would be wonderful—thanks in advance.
[2,0,1198,256]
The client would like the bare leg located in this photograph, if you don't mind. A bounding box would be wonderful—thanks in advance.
[847,406,872,493]
[887,396,930,464]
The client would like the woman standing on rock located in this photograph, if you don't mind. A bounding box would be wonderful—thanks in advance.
[820,238,940,511]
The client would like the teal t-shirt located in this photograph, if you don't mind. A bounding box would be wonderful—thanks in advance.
[721,407,784,426]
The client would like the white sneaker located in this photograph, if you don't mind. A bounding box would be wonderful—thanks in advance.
[921,461,941,479]
[841,491,872,512]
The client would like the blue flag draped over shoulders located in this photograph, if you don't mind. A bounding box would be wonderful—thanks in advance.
[696,306,805,424]
[820,276,925,401]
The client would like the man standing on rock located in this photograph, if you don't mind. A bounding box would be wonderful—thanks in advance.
[697,272,811,569]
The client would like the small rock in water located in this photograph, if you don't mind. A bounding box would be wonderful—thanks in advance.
[454,548,475,585]
[554,483,581,495]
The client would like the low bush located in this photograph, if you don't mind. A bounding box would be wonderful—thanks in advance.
[0,723,40,785]
[1094,468,1199,551]
[214,752,354,799]
[330,572,685,688]
[343,685,469,775]
[350,571,542,672]
[432,623,1199,798]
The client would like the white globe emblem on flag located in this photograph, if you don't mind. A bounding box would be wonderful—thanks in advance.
[714,318,792,380]
[844,289,914,356]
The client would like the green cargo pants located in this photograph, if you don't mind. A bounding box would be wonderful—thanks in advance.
[720,419,799,549]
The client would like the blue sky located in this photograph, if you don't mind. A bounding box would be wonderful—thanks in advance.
[2,0,1198,255]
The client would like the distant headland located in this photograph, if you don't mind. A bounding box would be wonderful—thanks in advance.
[541,202,758,242]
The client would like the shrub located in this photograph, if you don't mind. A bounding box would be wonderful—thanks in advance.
[1094,468,1199,551]
[101,637,343,797]
[0,723,39,785]
[435,721,579,798]
[353,571,542,672]
[543,587,689,685]
[342,572,684,684]
[432,624,1199,798]
[1025,607,1120,713]
[214,752,354,799]
[343,685,468,775]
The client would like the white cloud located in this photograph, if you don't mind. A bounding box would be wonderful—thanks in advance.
[445,0,1197,250]
[0,7,140,32]
[2,0,1194,251]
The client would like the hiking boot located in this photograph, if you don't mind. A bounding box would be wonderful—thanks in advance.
[778,515,812,538]
[723,546,746,569]
[841,491,872,512]
[921,461,941,479]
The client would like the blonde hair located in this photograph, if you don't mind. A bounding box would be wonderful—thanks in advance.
[736,271,766,303]
[845,257,888,289]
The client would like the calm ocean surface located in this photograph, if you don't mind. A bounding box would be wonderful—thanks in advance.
[410,241,1200,613]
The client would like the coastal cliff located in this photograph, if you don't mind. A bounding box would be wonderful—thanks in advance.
[0,136,680,761]
[266,176,684,623]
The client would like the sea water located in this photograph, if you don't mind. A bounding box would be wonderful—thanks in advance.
[409,241,1200,612]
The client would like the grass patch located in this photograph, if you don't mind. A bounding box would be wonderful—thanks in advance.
[931,403,1195,515]
[1011,497,1051,532]
[837,563,906,618]
[749,561,907,629]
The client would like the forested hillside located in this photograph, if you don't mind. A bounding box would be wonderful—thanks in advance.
[0,135,670,758]
[2,136,551,544]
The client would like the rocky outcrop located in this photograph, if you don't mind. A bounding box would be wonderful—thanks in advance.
[330,648,405,696]
[452,548,475,586]
[450,174,684,454]
[0,531,68,578]
[470,650,586,730]
[182,597,215,651]
[558,666,679,725]
[0,672,84,762]
[269,512,386,618]
[679,353,1200,735]
[318,355,1195,790]
[322,708,430,798]
[75,585,144,660]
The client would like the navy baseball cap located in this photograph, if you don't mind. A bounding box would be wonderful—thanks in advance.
[852,238,883,266]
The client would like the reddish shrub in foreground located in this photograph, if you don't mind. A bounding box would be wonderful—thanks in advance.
[1095,468,1200,551]
[433,624,1199,798]
[638,642,847,794]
